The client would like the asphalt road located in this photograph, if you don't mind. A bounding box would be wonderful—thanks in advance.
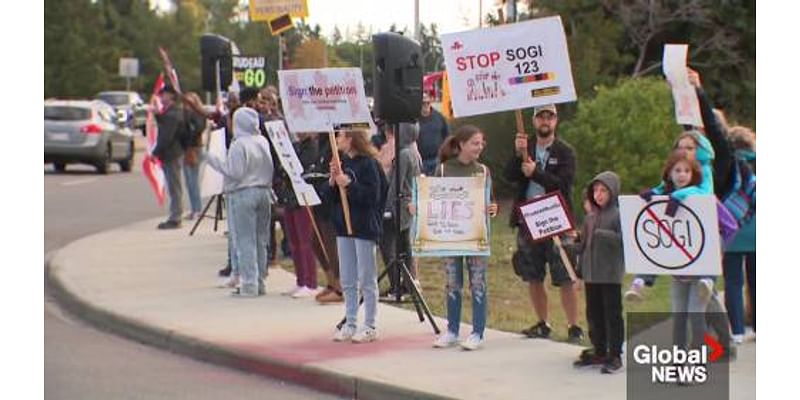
[44,151,341,400]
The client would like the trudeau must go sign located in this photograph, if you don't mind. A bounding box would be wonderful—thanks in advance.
[619,195,721,276]
[440,16,577,118]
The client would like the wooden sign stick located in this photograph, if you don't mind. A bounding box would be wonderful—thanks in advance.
[328,130,354,235]
[301,193,330,265]
[552,236,578,282]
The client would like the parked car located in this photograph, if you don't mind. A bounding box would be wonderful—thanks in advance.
[95,91,147,130]
[44,99,135,174]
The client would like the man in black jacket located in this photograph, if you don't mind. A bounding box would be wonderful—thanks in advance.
[153,85,185,229]
[503,104,583,343]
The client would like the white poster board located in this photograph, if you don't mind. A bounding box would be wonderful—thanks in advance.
[518,192,575,242]
[200,129,226,197]
[263,120,321,206]
[662,44,703,127]
[619,195,721,276]
[278,68,373,133]
[441,16,576,118]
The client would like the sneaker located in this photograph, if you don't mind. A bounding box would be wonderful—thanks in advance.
[460,333,484,351]
[573,349,606,368]
[625,278,645,302]
[316,290,344,304]
[351,327,378,343]
[567,325,585,344]
[433,331,459,348]
[291,286,318,298]
[230,287,258,298]
[521,321,552,338]
[601,356,624,374]
[698,278,714,302]
[281,285,303,296]
[315,287,333,300]
[333,325,357,342]
[218,264,232,277]
[732,334,745,345]
[157,220,181,230]
[219,275,239,289]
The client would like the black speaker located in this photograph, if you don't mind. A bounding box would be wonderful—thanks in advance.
[372,32,423,123]
[200,34,234,92]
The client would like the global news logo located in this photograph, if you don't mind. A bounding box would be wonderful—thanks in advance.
[633,334,724,384]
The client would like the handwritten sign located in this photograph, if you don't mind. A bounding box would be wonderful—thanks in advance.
[440,16,576,118]
[620,195,721,276]
[411,176,490,257]
[518,192,574,242]
[200,129,225,197]
[278,68,372,133]
[662,44,703,127]
[263,120,320,206]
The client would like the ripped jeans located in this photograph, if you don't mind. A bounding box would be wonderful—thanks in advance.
[445,256,488,338]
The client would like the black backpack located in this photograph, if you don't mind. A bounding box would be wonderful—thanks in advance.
[179,111,204,149]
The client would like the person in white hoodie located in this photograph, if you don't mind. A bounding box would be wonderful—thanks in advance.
[204,107,274,297]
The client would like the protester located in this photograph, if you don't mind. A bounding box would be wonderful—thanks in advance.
[425,125,498,351]
[570,172,625,374]
[417,92,450,175]
[325,129,384,343]
[503,104,584,343]
[204,107,274,297]
[377,122,422,299]
[153,85,185,229]
[180,91,208,220]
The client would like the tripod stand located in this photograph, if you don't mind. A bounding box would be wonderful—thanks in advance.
[189,193,225,236]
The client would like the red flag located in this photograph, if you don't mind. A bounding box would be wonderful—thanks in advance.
[142,73,167,205]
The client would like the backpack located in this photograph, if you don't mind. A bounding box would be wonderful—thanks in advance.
[179,111,204,150]
[376,158,390,213]
[722,158,756,226]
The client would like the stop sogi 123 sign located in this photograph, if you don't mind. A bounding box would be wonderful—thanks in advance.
[619,195,721,276]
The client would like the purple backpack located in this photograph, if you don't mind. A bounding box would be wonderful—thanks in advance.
[717,198,739,247]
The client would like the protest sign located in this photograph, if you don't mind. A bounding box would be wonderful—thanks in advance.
[249,0,308,21]
[411,176,490,257]
[619,195,721,276]
[662,44,703,127]
[232,55,268,88]
[518,192,575,242]
[440,16,576,118]
[263,120,321,206]
[278,68,372,133]
[200,129,226,198]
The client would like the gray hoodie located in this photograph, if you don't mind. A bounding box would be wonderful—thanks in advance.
[206,107,274,195]
[577,171,624,284]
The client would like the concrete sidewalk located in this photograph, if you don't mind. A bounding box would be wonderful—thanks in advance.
[47,217,755,399]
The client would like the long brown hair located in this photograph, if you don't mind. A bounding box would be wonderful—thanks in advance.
[437,124,484,163]
[342,129,379,158]
[661,150,702,193]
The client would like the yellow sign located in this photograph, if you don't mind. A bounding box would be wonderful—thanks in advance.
[249,0,308,21]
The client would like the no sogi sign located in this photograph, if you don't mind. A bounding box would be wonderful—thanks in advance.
[619,195,721,276]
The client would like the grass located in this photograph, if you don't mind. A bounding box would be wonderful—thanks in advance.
[278,200,678,344]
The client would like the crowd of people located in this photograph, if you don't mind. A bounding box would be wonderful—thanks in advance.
[148,67,755,372]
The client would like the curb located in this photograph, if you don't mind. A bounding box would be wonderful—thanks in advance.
[46,249,455,400]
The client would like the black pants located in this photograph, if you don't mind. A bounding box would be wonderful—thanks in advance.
[379,218,410,294]
[585,283,624,358]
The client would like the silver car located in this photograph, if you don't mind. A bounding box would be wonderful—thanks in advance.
[95,91,147,130]
[44,99,135,174]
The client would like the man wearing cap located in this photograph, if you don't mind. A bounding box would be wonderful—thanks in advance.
[503,104,583,343]
[153,85,185,229]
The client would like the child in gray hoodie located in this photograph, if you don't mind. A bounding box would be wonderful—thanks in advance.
[572,171,625,374]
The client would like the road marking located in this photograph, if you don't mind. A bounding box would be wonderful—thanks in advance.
[61,178,98,186]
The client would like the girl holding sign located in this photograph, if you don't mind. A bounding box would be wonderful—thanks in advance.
[324,129,384,343]
[428,125,498,351]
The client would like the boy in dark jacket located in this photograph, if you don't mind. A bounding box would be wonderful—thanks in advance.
[572,171,625,374]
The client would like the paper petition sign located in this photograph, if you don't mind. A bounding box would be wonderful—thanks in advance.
[441,16,576,118]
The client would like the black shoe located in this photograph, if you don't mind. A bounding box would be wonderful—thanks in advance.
[567,325,585,344]
[573,348,606,368]
[521,321,552,338]
[601,356,624,374]
[157,220,181,230]
[218,264,232,277]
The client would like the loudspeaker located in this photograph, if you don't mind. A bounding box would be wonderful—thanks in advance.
[372,32,423,123]
[200,34,234,92]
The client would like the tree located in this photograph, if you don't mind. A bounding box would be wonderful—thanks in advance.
[419,23,444,73]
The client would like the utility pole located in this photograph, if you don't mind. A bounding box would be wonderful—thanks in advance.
[414,0,420,42]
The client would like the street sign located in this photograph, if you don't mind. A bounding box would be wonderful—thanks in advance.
[119,58,139,78]
[232,55,268,88]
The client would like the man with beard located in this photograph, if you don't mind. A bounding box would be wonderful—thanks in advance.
[503,104,584,343]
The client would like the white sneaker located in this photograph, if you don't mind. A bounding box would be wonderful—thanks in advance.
[732,334,745,345]
[433,331,459,348]
[281,285,303,296]
[460,333,484,351]
[219,275,240,289]
[697,279,714,302]
[351,327,378,343]
[291,286,318,298]
[333,325,356,342]
[624,278,645,302]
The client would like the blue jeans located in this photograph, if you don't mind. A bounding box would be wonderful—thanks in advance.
[337,237,378,329]
[723,252,756,335]
[226,194,238,276]
[445,256,488,338]
[162,158,183,222]
[671,279,709,349]
[182,159,202,213]
[228,187,271,295]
